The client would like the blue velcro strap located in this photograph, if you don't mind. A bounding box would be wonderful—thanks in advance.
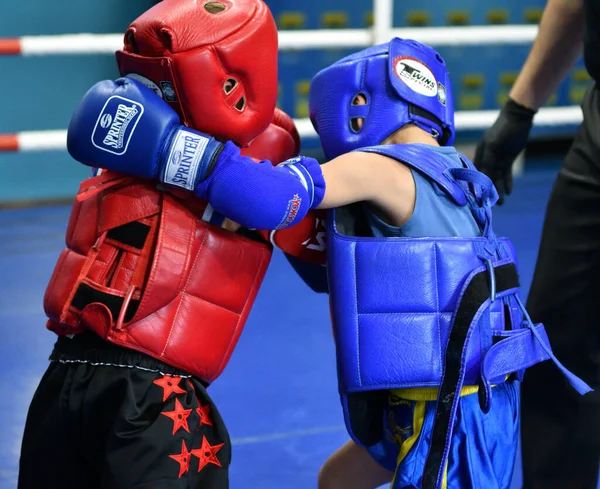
[515,295,593,395]
[479,318,593,414]
[348,104,370,119]
[446,167,499,207]
[447,167,499,244]
[280,157,318,207]
[479,325,550,413]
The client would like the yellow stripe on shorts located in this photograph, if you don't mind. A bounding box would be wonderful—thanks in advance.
[390,400,449,489]
[391,385,480,401]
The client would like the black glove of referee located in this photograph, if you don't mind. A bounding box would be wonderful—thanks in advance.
[473,98,537,205]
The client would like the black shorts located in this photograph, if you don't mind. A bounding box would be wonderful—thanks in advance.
[18,333,231,489]
[521,83,600,489]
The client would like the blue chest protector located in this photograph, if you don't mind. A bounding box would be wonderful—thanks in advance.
[326,144,591,489]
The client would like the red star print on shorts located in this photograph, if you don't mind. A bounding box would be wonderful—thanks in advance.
[196,396,213,429]
[161,398,193,434]
[191,436,224,472]
[153,375,186,402]
[169,439,192,478]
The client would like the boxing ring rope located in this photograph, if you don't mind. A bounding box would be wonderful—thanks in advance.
[0,107,583,152]
[0,25,543,56]
[0,2,584,153]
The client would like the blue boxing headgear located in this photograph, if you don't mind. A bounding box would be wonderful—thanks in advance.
[309,38,455,160]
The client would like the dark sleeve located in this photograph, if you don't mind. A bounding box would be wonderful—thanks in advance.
[284,253,329,294]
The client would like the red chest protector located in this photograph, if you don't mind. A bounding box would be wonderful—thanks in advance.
[44,172,272,383]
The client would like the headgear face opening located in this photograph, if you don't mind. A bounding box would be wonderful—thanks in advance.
[115,0,279,147]
[309,38,455,160]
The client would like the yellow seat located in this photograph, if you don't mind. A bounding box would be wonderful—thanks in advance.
[499,72,518,86]
[524,8,543,24]
[487,9,509,24]
[296,80,311,96]
[570,68,592,104]
[279,12,306,29]
[364,11,374,27]
[295,100,309,118]
[497,91,509,107]
[572,68,591,82]
[277,83,283,108]
[406,10,431,26]
[459,94,484,110]
[322,11,349,28]
[570,87,588,104]
[448,10,470,25]
[462,74,485,89]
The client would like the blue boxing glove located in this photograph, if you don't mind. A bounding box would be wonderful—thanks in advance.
[68,77,325,230]
[68,77,222,191]
[196,154,325,230]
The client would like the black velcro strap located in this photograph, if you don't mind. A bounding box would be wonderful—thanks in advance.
[345,391,387,446]
[106,221,150,250]
[205,143,225,180]
[422,263,519,489]
[409,104,451,146]
[71,282,139,323]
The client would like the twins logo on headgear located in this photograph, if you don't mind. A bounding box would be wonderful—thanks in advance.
[115,0,278,148]
[309,38,455,160]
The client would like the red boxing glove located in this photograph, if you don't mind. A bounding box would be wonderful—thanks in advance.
[241,107,301,162]
[260,209,327,265]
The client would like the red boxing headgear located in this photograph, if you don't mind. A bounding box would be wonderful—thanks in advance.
[116,0,278,147]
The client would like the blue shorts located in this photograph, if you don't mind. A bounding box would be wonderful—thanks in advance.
[367,380,520,489]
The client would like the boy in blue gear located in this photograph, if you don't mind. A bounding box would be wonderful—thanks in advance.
[307,44,520,489]
[66,38,591,489]
[312,42,512,489]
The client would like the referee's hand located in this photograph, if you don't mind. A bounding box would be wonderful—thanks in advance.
[474,98,536,205]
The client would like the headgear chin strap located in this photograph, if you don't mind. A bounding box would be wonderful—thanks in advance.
[309,38,455,160]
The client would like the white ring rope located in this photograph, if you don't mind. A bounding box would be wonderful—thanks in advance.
[0,107,583,152]
[0,25,541,57]
[0,0,579,153]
